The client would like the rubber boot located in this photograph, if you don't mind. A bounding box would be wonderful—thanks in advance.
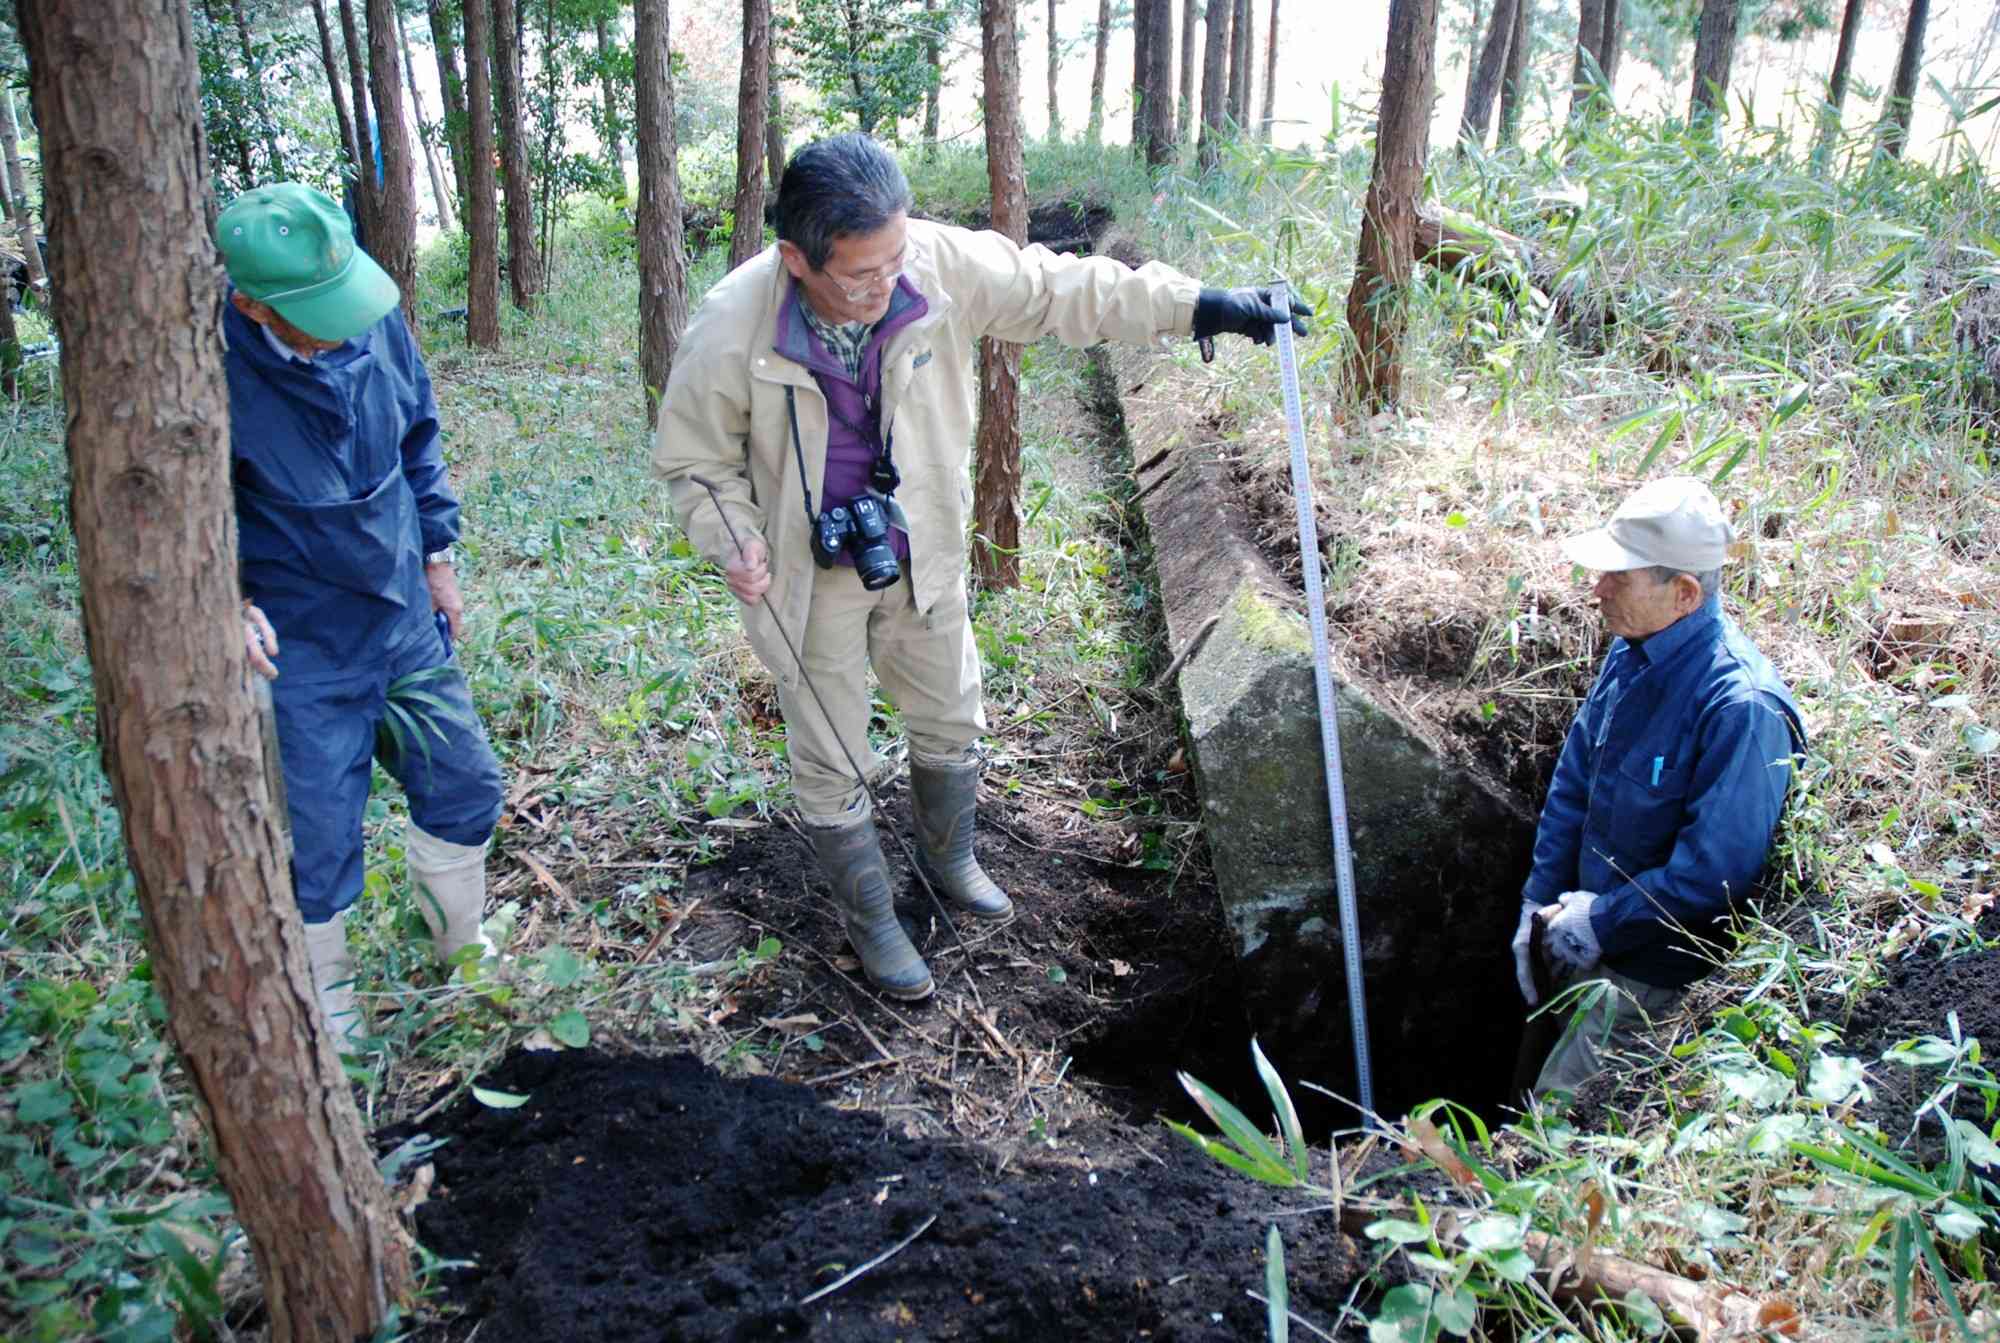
[809,813,935,1001]
[303,912,362,1044]
[909,757,1014,921]
[407,824,495,966]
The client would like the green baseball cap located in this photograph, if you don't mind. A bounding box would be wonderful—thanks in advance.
[215,182,400,342]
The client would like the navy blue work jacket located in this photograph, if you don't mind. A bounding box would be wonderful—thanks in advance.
[223,296,458,678]
[1523,595,1805,989]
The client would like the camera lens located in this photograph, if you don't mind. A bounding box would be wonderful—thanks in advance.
[847,497,901,591]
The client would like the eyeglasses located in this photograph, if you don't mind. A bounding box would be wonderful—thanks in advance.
[826,247,907,303]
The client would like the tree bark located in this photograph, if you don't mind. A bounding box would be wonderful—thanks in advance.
[1227,0,1251,129]
[1198,0,1231,169]
[1131,0,1151,153]
[1178,0,1197,143]
[427,0,472,221]
[16,2,414,1339]
[1343,0,1436,412]
[338,0,379,244]
[1497,0,1529,145]
[1687,0,1740,128]
[1879,0,1929,160]
[596,13,625,179]
[1567,0,1604,125]
[923,1,942,156]
[312,0,362,176]
[1142,0,1174,165]
[1,89,50,304]
[1595,0,1622,96]
[463,0,501,347]
[731,0,771,270]
[1815,0,1866,162]
[634,0,687,424]
[769,83,789,185]
[1259,0,1277,141]
[1048,0,1063,139]
[1086,0,1109,143]
[491,0,540,307]
[976,0,1025,590]
[366,0,419,330]
[397,5,456,233]
[230,0,285,178]
[1458,0,1515,150]
[0,152,20,393]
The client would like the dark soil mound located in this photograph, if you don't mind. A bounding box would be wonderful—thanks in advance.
[399,1049,1367,1341]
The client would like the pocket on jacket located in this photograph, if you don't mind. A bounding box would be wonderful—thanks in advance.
[1611,754,1688,868]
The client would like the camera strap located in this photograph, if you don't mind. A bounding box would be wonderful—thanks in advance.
[785,385,818,532]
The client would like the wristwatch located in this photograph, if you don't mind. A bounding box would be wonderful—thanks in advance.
[424,547,454,567]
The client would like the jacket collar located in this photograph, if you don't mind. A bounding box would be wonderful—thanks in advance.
[753,222,954,386]
[1619,592,1723,667]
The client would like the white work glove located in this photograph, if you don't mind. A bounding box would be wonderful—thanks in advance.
[1510,900,1541,1006]
[1543,890,1601,977]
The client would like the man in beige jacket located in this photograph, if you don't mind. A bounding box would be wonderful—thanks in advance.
[655,133,1305,1001]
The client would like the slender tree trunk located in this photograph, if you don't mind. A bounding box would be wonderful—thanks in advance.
[1343,0,1437,412]
[1048,0,1062,139]
[230,0,285,177]
[1142,0,1174,164]
[0,153,19,392]
[1228,0,1253,127]
[313,0,361,175]
[397,5,456,232]
[1198,0,1231,169]
[1178,0,1197,143]
[769,83,789,184]
[976,0,1025,589]
[1086,0,1109,142]
[1815,0,1866,164]
[731,0,771,270]
[536,0,560,283]
[1595,0,1622,96]
[1131,0,1151,152]
[427,0,472,220]
[1458,0,1516,149]
[1687,0,1740,128]
[1259,0,1277,140]
[1879,0,1929,160]
[596,14,625,179]
[1567,0,1604,125]
[338,0,379,243]
[17,3,414,1339]
[463,0,501,347]
[1497,0,1529,145]
[1,90,49,304]
[924,1,942,155]
[634,0,687,424]
[491,0,540,307]
[366,0,419,329]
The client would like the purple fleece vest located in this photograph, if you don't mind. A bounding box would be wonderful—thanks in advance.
[774,277,930,565]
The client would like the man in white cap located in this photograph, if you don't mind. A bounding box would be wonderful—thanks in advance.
[1511,476,1804,1096]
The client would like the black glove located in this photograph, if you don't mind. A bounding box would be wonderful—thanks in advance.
[1191,286,1313,347]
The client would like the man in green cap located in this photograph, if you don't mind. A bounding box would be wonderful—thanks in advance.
[217,182,504,1043]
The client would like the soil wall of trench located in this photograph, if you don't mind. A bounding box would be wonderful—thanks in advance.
[1101,342,1540,1118]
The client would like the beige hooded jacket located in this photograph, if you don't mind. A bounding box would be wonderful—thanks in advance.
[653,219,1199,689]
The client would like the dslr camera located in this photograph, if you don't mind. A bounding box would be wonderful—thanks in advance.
[811,493,901,590]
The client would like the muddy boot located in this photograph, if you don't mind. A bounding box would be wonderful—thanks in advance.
[909,757,1013,921]
[303,911,362,1044]
[407,824,495,968]
[809,813,935,1001]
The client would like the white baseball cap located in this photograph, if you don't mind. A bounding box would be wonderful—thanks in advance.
[1560,476,1734,572]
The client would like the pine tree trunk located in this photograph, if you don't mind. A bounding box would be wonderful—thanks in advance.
[463,0,501,347]
[1815,0,1866,163]
[1177,0,1197,143]
[976,0,1025,589]
[769,83,789,184]
[0,153,20,393]
[231,0,285,177]
[1879,0,1929,160]
[1131,0,1150,153]
[1343,0,1437,411]
[1595,0,1622,96]
[397,5,456,233]
[366,0,419,330]
[313,0,362,176]
[491,0,540,307]
[427,0,472,220]
[1048,0,1062,139]
[1227,0,1252,128]
[338,0,379,243]
[1259,0,1278,141]
[1497,0,1529,145]
[1567,0,1604,124]
[923,2,942,156]
[634,0,687,424]
[597,14,625,178]
[1687,0,1739,127]
[1458,0,1516,149]
[1143,0,1174,164]
[731,0,770,270]
[1086,0,1109,142]
[17,2,414,1338]
[1,90,50,304]
[1197,0,1230,169]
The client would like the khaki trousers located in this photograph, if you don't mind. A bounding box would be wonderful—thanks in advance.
[1534,967,1685,1096]
[776,562,985,825]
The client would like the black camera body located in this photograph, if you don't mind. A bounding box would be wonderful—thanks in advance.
[811,492,901,590]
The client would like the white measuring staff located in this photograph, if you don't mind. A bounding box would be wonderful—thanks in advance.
[1271,278,1376,1124]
